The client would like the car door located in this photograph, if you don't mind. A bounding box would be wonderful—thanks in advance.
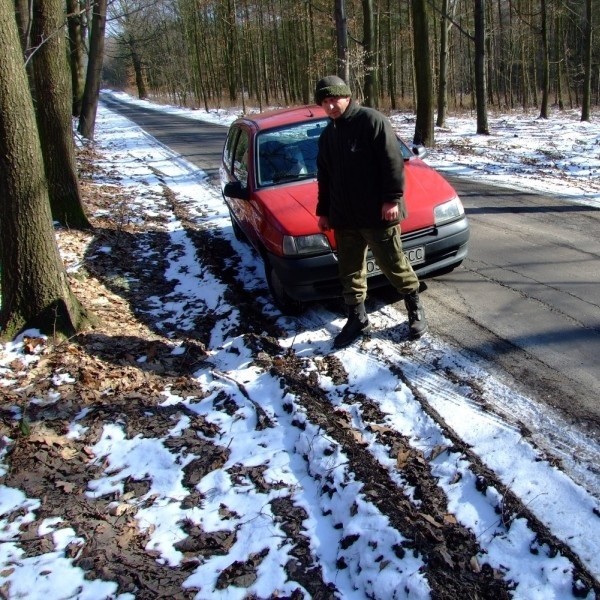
[222,125,261,246]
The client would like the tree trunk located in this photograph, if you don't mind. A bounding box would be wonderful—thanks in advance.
[31,0,90,229]
[129,38,148,100]
[13,0,31,52]
[386,0,396,109]
[436,0,451,127]
[581,0,592,122]
[78,0,107,139]
[411,0,434,146]
[0,0,91,340]
[66,0,85,116]
[334,0,349,82]
[474,0,489,134]
[539,0,550,118]
[554,12,564,110]
[362,0,376,107]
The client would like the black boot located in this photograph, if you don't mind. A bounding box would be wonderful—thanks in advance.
[334,302,371,348]
[404,291,428,339]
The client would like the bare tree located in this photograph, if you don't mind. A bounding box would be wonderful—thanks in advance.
[30,0,91,228]
[539,0,550,118]
[436,0,455,127]
[0,0,91,339]
[581,0,592,121]
[362,0,377,107]
[334,0,349,82]
[411,0,434,146]
[66,0,86,116]
[78,0,107,139]
[474,0,489,134]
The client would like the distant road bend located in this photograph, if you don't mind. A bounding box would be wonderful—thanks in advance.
[99,92,600,438]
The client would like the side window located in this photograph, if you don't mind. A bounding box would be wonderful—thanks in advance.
[232,130,250,187]
[223,127,239,171]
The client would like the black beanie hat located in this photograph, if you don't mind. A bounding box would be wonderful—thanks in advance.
[314,75,352,105]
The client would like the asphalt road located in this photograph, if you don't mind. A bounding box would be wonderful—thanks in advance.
[99,93,600,434]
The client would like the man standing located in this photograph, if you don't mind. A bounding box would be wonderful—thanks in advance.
[315,75,427,348]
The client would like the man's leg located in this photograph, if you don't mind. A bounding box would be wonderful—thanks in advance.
[333,230,371,347]
[364,226,428,338]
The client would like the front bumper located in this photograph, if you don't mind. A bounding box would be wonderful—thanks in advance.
[267,216,470,302]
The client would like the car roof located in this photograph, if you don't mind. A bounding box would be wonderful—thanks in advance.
[236,105,328,131]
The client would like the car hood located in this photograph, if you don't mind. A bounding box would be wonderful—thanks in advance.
[255,160,458,238]
[403,158,458,231]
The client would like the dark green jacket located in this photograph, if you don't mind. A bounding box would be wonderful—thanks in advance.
[316,100,406,229]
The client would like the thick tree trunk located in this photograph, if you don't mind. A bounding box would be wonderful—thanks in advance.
[411,0,434,146]
[78,0,107,139]
[13,0,31,52]
[66,0,86,116]
[0,0,91,340]
[129,40,148,100]
[31,0,91,229]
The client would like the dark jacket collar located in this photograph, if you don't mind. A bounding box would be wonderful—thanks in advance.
[337,99,360,123]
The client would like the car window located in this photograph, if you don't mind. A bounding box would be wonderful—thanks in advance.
[223,126,239,171]
[232,129,250,187]
[397,138,413,159]
[257,120,328,186]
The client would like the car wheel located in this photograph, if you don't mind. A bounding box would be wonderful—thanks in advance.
[265,262,304,316]
[229,210,247,242]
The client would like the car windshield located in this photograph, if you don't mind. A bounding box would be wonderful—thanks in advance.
[256,118,413,187]
[256,120,327,186]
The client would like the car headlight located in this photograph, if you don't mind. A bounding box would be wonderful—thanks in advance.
[282,234,331,256]
[434,196,464,225]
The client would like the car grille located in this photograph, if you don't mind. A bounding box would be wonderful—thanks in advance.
[401,226,436,241]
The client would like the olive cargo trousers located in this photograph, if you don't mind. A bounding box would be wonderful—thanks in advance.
[334,225,420,306]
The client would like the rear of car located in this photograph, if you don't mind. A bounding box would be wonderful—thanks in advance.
[221,106,469,313]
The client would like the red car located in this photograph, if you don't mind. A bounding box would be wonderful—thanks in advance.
[221,105,469,314]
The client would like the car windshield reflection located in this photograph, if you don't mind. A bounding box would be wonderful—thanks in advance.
[256,120,327,187]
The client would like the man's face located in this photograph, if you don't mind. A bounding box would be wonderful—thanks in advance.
[320,96,350,120]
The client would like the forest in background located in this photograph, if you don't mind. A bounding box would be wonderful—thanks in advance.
[102,0,598,117]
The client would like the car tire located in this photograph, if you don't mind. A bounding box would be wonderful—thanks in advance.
[265,261,304,316]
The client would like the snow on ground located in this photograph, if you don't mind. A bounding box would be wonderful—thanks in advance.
[0,91,599,598]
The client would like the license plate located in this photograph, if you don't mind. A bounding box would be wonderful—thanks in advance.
[366,246,425,277]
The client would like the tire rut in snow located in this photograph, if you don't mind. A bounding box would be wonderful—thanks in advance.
[258,343,512,599]
[363,333,599,595]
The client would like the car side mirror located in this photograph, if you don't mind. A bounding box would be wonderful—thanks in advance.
[412,145,427,159]
[223,180,250,200]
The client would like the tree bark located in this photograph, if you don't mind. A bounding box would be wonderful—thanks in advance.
[66,0,85,116]
[13,0,31,52]
[31,0,91,229]
[581,0,592,122]
[411,0,434,146]
[78,0,107,139]
[474,0,489,134]
[334,0,349,82]
[539,0,550,118]
[0,0,91,340]
[362,0,376,107]
[436,0,451,127]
